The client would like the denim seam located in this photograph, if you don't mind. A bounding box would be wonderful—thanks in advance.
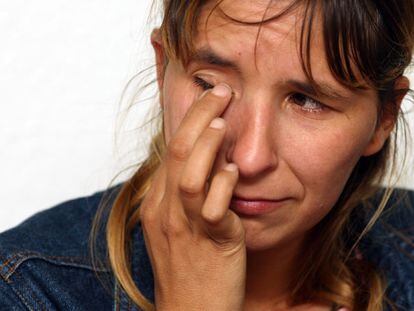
[13,269,47,311]
[114,279,136,311]
[1,273,34,311]
[0,253,20,270]
[114,279,120,311]
[0,252,109,280]
[114,281,117,311]
[2,268,35,311]
[0,253,19,282]
[7,284,34,311]
[0,253,90,271]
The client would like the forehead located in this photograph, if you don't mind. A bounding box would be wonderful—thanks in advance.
[192,0,326,78]
[190,0,372,99]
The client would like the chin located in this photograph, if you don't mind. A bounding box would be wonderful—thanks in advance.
[244,233,284,252]
[241,220,284,252]
[241,218,305,254]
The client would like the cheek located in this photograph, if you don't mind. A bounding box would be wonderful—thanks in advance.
[298,132,362,181]
[283,118,376,210]
[162,67,198,143]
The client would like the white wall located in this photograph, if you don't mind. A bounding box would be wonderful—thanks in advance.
[1,1,413,232]
[0,0,157,232]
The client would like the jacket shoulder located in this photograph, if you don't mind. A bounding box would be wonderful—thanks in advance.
[0,184,122,310]
[0,184,121,278]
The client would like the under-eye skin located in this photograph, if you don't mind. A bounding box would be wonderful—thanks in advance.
[287,93,327,114]
[193,76,214,91]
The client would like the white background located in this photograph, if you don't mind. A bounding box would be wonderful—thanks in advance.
[1,1,413,232]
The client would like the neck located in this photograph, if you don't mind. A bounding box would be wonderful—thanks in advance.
[244,237,305,308]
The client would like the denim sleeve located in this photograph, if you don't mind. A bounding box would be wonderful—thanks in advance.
[359,188,414,310]
[0,278,28,310]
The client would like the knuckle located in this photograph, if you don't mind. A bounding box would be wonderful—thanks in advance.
[178,177,203,198]
[167,138,192,162]
[139,205,147,221]
[161,216,186,238]
[139,206,149,222]
[140,206,157,228]
[201,209,221,225]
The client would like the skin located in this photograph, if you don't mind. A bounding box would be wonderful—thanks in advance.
[142,1,409,310]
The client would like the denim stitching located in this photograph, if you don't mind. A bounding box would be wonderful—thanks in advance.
[6,269,44,311]
[0,252,109,280]
[2,272,35,311]
[16,269,49,311]
[0,253,18,280]
[0,253,89,270]
[0,254,20,270]
[8,286,35,311]
[114,279,120,311]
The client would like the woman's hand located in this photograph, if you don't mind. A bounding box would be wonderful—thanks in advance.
[139,84,246,311]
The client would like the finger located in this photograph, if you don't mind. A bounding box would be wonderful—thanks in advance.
[165,83,232,186]
[201,163,244,243]
[138,162,167,218]
[179,117,227,221]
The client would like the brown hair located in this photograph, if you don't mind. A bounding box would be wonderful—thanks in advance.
[91,1,414,310]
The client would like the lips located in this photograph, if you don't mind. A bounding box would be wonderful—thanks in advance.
[229,196,289,216]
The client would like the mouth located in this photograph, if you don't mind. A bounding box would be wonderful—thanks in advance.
[230,196,290,216]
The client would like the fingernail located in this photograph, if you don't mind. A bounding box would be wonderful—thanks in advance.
[209,118,225,129]
[212,83,231,97]
[224,163,238,172]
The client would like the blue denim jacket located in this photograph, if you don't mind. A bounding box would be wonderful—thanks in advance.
[0,184,413,310]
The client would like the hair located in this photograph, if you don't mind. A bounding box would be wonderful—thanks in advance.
[90,1,414,310]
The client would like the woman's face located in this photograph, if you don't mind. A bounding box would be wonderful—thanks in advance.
[153,1,391,252]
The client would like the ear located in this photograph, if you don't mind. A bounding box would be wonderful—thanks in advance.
[362,76,409,156]
[151,28,167,108]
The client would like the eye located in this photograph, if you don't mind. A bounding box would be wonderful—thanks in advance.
[287,93,326,113]
[193,76,214,91]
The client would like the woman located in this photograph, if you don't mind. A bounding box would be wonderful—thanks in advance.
[0,0,413,310]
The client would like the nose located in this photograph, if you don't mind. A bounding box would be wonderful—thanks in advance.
[227,98,278,178]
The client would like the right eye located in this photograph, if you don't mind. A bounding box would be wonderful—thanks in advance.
[193,76,214,91]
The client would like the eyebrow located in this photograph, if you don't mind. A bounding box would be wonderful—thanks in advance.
[190,48,352,101]
[286,80,351,101]
[189,47,242,74]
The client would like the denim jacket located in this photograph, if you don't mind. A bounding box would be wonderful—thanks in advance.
[0,184,413,310]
